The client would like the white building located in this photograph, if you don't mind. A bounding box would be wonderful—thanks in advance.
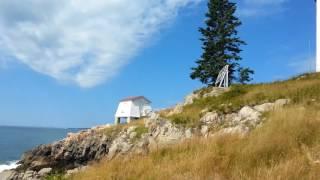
[114,96,152,124]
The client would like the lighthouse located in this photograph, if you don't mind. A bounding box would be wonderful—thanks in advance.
[317,0,320,72]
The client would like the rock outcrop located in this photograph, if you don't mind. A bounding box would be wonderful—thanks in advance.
[168,87,229,115]
[0,98,290,180]
[18,128,112,172]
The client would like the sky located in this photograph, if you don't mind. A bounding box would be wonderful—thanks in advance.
[0,0,316,128]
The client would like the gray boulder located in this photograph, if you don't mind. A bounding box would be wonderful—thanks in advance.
[0,170,16,180]
[216,125,249,136]
[168,103,184,116]
[200,112,222,125]
[201,126,209,136]
[254,103,275,112]
[184,93,200,106]
[37,168,52,177]
[202,87,229,98]
[238,106,261,123]
[185,128,193,139]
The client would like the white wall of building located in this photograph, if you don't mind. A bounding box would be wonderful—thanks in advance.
[115,98,152,119]
[115,101,133,118]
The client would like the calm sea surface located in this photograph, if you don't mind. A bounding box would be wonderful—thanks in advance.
[0,126,80,165]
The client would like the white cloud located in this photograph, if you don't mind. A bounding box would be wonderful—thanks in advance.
[238,0,288,17]
[0,0,201,87]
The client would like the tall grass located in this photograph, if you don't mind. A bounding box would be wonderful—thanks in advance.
[167,73,320,126]
[70,105,320,180]
[100,119,146,138]
[69,73,320,180]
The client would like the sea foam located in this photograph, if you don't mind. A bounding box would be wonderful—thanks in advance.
[0,161,19,173]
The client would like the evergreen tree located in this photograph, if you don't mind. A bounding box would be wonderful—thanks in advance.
[191,0,253,85]
[238,67,254,84]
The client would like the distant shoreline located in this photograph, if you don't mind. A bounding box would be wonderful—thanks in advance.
[0,125,88,130]
[0,126,85,170]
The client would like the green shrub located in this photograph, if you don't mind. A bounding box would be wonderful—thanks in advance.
[45,173,66,180]
[134,126,149,139]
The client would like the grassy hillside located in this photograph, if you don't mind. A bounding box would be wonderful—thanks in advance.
[69,73,320,180]
[167,73,320,126]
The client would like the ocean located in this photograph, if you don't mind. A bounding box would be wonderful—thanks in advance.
[0,126,81,173]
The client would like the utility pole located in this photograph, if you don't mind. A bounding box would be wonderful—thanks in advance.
[316,0,320,72]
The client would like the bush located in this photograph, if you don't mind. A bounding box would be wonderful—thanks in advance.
[134,126,149,139]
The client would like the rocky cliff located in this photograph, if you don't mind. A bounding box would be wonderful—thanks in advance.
[0,88,290,180]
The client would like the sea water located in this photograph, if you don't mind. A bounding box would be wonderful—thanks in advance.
[0,126,80,172]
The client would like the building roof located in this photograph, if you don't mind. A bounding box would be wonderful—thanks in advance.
[120,96,151,103]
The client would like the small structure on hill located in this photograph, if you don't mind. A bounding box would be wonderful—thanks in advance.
[215,65,229,88]
[115,96,152,124]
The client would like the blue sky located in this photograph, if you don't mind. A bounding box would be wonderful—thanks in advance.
[0,0,316,128]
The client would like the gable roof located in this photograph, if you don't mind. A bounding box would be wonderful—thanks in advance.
[120,96,151,103]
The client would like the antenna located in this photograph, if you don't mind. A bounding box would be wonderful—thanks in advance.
[309,40,313,72]
[317,0,320,72]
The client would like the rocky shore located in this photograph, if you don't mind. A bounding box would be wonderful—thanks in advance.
[0,88,290,180]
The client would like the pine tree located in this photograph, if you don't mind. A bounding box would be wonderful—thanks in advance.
[238,67,254,84]
[191,0,252,85]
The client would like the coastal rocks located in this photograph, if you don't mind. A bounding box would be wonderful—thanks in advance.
[184,87,228,106]
[200,99,291,136]
[0,170,41,180]
[167,103,183,116]
[254,99,290,112]
[22,170,38,180]
[184,93,200,106]
[201,126,209,136]
[18,127,113,172]
[169,87,228,116]
[3,167,53,180]
[202,87,229,98]
[274,99,291,108]
[238,106,261,123]
[0,170,16,180]
[37,168,52,177]
[65,166,88,177]
[108,135,133,159]
[253,103,275,112]
[216,125,250,137]
[107,125,151,159]
[6,97,291,180]
[147,118,186,146]
[200,112,221,125]
[185,128,193,139]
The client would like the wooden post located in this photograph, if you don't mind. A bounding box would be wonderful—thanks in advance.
[114,117,120,125]
[127,117,131,124]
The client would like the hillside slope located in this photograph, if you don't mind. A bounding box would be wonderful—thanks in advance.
[1,73,320,180]
[71,73,320,180]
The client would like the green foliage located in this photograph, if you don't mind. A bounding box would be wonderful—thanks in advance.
[171,116,195,126]
[45,174,66,180]
[134,126,149,139]
[191,0,251,85]
[238,67,254,84]
[102,125,123,139]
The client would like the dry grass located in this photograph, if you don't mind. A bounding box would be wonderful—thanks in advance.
[67,73,320,180]
[100,119,146,138]
[167,73,320,126]
[70,105,320,180]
